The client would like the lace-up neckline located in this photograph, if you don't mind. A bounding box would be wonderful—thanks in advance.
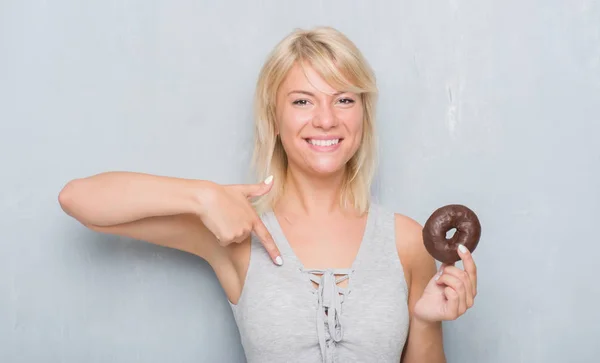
[264,207,375,363]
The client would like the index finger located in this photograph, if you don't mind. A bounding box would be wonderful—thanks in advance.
[252,219,283,266]
[458,244,477,294]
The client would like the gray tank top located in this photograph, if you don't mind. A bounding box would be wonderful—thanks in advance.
[229,203,410,363]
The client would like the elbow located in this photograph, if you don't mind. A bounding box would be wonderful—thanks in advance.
[58,178,106,231]
[58,178,84,217]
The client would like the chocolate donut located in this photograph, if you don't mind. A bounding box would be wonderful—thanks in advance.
[422,204,481,264]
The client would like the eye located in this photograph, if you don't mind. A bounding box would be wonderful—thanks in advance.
[292,99,310,106]
[338,98,355,105]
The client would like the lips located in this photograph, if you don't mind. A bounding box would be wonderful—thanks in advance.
[304,137,344,152]
[305,138,340,147]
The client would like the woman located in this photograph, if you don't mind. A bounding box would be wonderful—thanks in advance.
[59,26,477,363]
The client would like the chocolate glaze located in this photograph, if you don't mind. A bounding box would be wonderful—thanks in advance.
[422,204,481,264]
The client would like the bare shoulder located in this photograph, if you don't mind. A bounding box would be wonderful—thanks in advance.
[393,213,438,290]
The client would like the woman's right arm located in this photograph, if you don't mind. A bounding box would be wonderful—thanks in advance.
[57,171,281,264]
[58,171,221,259]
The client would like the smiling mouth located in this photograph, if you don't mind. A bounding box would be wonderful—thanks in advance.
[305,138,342,147]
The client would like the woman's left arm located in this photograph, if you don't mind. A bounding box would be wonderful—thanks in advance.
[395,214,478,363]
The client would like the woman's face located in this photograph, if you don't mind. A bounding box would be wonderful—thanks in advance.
[275,63,364,178]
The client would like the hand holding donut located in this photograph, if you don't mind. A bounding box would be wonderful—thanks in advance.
[196,176,283,266]
[413,204,481,322]
[413,244,478,322]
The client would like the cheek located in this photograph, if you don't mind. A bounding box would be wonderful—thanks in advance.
[347,128,364,157]
[276,120,300,155]
[344,112,364,145]
[278,108,312,140]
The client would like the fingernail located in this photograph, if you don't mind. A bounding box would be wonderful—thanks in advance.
[275,255,283,266]
[264,175,273,185]
[435,265,444,281]
[458,244,468,254]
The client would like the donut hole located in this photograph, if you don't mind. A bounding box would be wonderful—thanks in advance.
[445,228,457,239]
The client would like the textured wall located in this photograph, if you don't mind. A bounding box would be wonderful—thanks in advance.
[1,0,598,362]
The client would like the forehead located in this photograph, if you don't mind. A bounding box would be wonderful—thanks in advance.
[279,62,340,96]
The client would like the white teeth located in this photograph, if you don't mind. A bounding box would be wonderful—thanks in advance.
[308,139,340,147]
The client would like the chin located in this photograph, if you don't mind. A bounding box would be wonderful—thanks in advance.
[305,158,348,177]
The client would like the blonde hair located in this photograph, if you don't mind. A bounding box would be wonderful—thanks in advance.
[251,26,378,215]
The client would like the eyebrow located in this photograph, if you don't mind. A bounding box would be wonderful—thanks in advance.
[287,90,346,97]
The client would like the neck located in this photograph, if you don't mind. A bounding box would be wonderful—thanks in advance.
[277,166,348,217]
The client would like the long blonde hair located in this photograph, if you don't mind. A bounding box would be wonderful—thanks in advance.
[251,26,378,215]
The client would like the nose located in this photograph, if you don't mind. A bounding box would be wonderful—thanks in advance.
[312,103,338,130]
